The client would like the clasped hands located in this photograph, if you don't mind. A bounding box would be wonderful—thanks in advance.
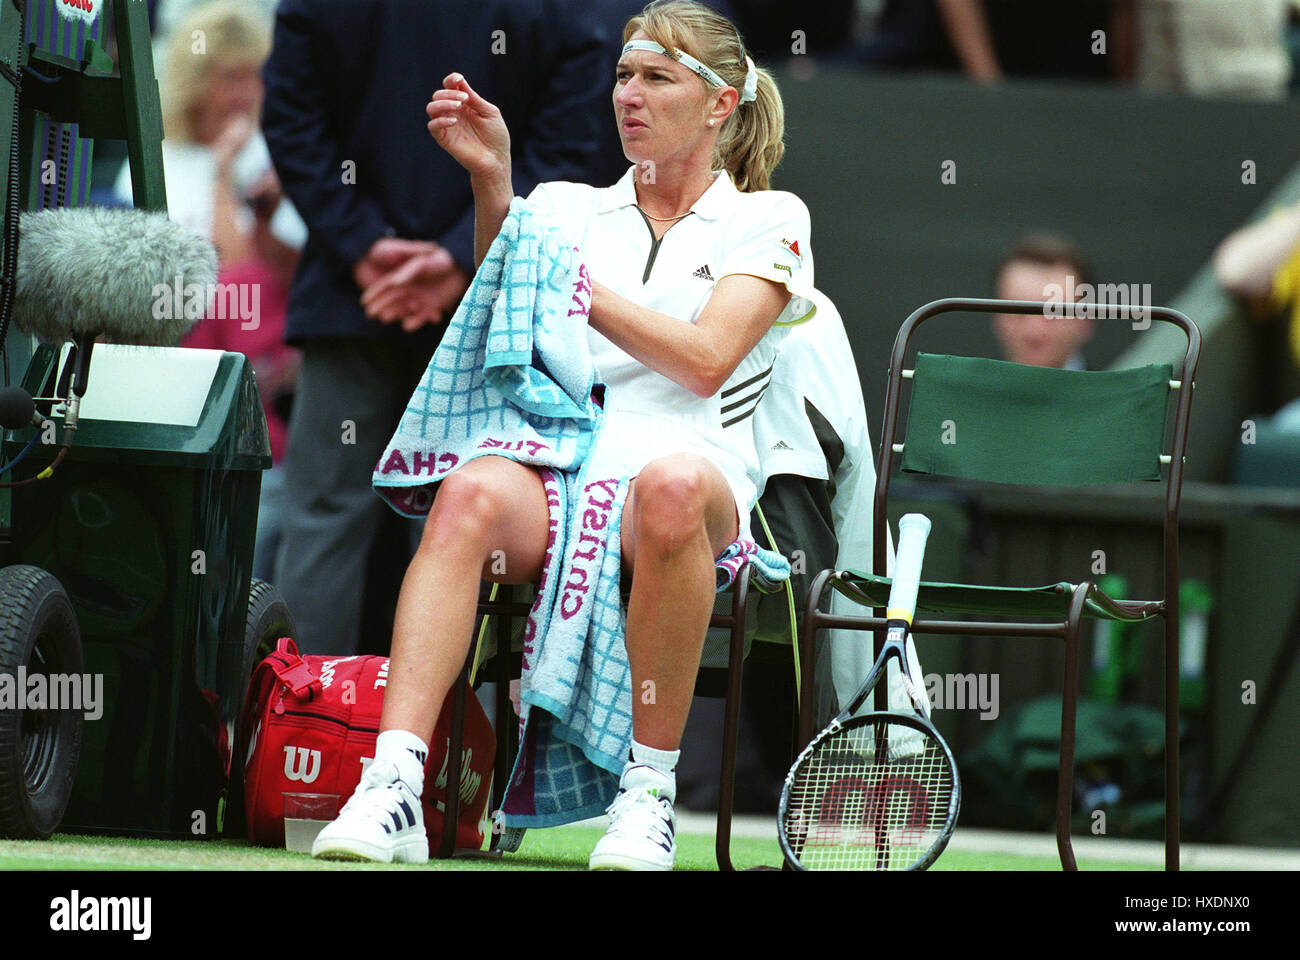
[354,237,470,333]
[355,71,511,332]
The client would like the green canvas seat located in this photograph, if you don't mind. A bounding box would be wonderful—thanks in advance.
[899,353,1172,485]
[798,297,1201,871]
[831,573,1164,623]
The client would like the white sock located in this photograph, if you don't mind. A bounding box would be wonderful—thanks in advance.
[375,729,428,795]
[630,739,679,777]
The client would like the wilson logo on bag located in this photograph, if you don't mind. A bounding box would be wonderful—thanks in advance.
[283,746,322,783]
[237,637,495,853]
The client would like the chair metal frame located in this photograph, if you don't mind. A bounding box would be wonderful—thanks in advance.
[438,573,759,870]
[798,297,1201,871]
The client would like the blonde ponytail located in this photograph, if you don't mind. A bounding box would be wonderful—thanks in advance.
[716,63,784,192]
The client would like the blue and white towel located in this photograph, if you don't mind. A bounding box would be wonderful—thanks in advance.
[374,197,790,827]
[373,198,600,504]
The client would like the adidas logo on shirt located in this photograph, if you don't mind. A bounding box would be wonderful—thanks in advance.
[692,264,714,280]
[770,440,793,451]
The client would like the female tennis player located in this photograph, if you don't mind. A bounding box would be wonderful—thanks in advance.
[313,0,813,870]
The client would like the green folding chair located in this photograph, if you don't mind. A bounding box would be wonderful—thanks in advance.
[798,297,1201,871]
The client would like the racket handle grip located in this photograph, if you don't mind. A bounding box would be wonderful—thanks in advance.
[887,513,932,625]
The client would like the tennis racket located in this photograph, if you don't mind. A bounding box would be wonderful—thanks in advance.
[778,513,960,871]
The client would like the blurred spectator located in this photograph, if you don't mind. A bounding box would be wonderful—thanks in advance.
[148,0,282,86]
[789,0,1125,80]
[936,0,1118,83]
[115,0,306,259]
[1290,2,1300,96]
[993,232,1096,369]
[114,0,304,583]
[721,1,1130,78]
[1214,203,1300,484]
[1137,0,1291,100]
[1214,202,1300,402]
[153,0,280,38]
[1215,202,1300,310]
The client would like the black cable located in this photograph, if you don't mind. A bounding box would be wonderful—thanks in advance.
[18,62,57,84]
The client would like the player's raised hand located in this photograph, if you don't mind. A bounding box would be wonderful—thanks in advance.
[427,73,511,180]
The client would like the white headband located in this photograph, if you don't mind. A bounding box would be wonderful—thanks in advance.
[621,40,758,103]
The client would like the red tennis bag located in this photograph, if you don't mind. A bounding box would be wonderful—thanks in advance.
[238,637,496,853]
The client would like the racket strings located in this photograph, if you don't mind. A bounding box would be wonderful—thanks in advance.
[784,719,956,870]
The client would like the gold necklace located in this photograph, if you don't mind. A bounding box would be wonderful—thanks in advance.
[636,206,692,222]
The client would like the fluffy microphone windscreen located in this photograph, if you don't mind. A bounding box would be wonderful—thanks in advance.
[13,206,218,346]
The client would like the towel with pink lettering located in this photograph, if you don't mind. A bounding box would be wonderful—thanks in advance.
[498,465,632,826]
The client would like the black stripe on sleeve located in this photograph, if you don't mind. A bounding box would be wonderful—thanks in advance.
[722,406,759,429]
[720,363,774,399]
[720,383,770,415]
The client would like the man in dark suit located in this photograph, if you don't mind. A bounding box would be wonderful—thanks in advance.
[262,0,618,654]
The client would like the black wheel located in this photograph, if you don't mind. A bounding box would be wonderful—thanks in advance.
[239,578,296,721]
[0,565,84,839]
[225,578,295,838]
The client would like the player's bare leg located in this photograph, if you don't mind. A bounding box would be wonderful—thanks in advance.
[619,453,739,749]
[314,455,550,863]
[381,455,552,743]
[591,453,739,871]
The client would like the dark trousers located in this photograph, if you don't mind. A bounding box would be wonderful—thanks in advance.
[272,338,434,655]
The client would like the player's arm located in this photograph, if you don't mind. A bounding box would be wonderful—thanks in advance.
[588,274,791,398]
[425,72,515,268]
[438,0,607,272]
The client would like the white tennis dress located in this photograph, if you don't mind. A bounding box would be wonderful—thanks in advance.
[526,167,815,537]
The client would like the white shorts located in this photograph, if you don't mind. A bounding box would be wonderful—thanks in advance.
[585,408,755,544]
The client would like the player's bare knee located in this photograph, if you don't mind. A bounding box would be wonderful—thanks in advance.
[420,472,504,553]
[633,460,708,554]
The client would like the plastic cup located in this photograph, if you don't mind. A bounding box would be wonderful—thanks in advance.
[283,792,341,853]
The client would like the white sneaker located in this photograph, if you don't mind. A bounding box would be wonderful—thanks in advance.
[311,759,429,864]
[589,764,676,871]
